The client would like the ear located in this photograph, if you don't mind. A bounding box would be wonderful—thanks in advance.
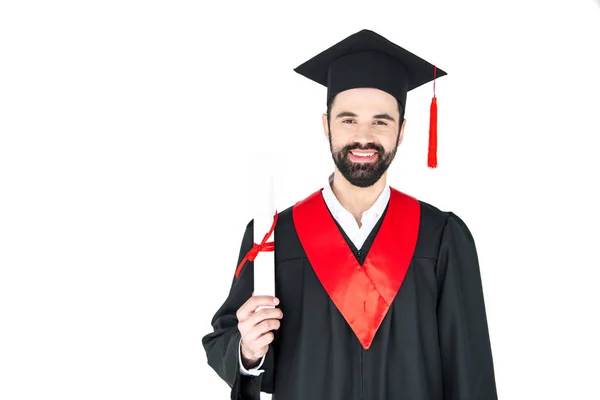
[398,118,407,145]
[321,113,329,139]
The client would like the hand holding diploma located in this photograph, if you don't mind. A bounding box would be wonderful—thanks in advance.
[233,153,281,369]
[236,295,283,368]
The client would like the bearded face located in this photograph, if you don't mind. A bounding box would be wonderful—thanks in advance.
[324,88,404,188]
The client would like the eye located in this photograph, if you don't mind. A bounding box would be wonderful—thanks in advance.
[342,119,355,124]
[374,120,388,126]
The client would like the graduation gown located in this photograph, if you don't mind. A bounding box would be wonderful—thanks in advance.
[202,187,497,400]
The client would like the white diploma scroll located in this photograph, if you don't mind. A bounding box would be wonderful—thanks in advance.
[252,156,276,310]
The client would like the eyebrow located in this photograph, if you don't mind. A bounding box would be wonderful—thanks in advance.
[335,111,396,123]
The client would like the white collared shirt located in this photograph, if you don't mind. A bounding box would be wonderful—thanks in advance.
[240,173,390,376]
[321,172,390,250]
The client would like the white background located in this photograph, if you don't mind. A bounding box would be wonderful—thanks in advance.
[1,0,599,399]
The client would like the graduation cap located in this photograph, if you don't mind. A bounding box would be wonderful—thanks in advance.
[294,29,447,168]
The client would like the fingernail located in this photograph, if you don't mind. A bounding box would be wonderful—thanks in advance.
[273,297,279,305]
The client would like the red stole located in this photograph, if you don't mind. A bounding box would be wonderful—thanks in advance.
[292,187,420,350]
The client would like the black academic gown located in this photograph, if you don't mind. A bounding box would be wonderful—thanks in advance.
[202,189,497,400]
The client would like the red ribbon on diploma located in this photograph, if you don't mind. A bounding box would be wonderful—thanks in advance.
[235,211,278,279]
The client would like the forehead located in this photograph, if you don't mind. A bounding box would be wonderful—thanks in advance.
[333,87,397,111]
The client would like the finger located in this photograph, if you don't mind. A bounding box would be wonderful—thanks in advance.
[238,310,281,338]
[245,318,281,342]
[253,331,275,349]
[237,296,279,321]
[237,296,275,321]
[246,307,283,328]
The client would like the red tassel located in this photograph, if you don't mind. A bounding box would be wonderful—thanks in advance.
[428,65,438,168]
[428,96,437,168]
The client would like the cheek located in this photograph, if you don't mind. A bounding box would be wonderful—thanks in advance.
[328,131,349,148]
[330,138,346,152]
[382,133,400,151]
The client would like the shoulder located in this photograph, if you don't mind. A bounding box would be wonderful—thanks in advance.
[409,195,475,258]
[417,198,473,233]
[390,188,466,226]
[275,204,295,233]
[417,198,449,228]
[276,205,306,261]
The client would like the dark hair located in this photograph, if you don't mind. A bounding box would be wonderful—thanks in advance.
[326,93,405,132]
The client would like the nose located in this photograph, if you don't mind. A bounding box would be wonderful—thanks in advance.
[352,122,376,144]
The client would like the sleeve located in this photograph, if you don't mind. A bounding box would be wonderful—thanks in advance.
[201,220,276,400]
[435,212,498,400]
[239,337,266,376]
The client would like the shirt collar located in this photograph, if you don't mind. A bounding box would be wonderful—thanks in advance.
[322,172,390,222]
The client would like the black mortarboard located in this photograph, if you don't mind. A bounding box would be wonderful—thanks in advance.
[293,29,447,168]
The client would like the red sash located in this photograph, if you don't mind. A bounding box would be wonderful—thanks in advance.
[292,187,420,349]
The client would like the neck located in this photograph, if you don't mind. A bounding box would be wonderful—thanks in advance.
[330,169,387,225]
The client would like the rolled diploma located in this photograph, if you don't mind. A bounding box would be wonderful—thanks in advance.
[253,166,275,311]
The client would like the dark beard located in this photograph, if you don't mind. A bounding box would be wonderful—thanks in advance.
[328,131,400,188]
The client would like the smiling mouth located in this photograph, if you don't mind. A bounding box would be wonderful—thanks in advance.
[350,151,376,157]
[348,150,379,162]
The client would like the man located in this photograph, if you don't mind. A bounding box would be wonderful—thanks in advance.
[202,29,498,400]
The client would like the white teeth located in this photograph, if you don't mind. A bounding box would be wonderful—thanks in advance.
[352,152,375,157]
